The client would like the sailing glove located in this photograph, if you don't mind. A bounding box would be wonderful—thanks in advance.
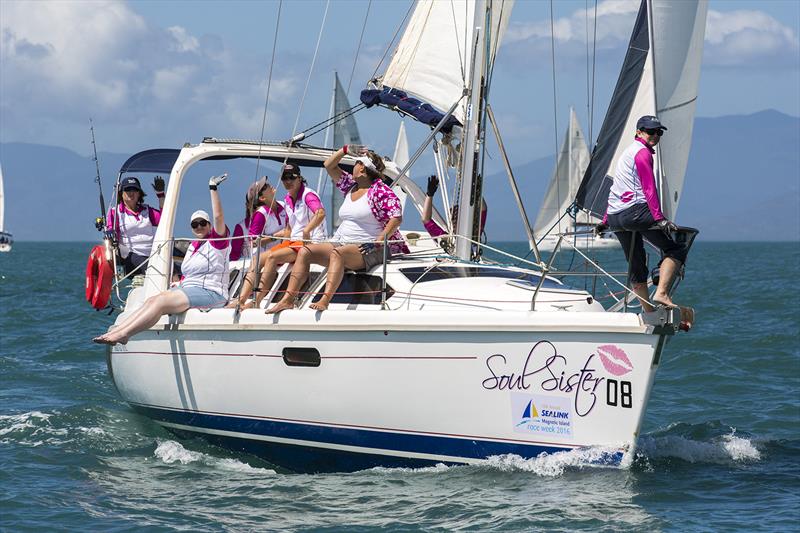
[594,223,608,236]
[657,218,678,236]
[359,242,377,255]
[426,175,439,197]
[209,173,228,191]
[152,176,165,193]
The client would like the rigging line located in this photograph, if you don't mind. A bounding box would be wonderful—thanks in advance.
[370,0,415,81]
[589,0,598,145]
[252,0,283,188]
[289,0,331,143]
[549,0,561,232]
[346,0,372,95]
[450,0,466,84]
[299,103,366,137]
[303,105,366,140]
[585,0,590,131]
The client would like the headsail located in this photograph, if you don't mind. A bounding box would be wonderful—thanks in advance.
[534,108,591,236]
[576,0,708,221]
[392,121,410,212]
[366,0,513,127]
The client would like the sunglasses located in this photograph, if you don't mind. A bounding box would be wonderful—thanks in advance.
[643,128,663,136]
[281,174,300,181]
[191,219,209,229]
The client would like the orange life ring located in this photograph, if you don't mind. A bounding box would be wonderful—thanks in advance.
[86,245,113,309]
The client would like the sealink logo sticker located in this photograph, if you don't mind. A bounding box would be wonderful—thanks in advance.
[511,393,573,437]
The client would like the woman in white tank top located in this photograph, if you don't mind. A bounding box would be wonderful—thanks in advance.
[267,146,405,313]
[93,174,231,346]
[229,164,327,309]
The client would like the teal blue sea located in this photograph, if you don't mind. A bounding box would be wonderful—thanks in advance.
[1,242,798,531]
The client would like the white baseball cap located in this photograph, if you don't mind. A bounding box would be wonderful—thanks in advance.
[353,156,377,172]
[190,210,210,223]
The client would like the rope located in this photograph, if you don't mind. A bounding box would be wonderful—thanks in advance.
[370,0,416,81]
[289,0,330,142]
[346,0,372,95]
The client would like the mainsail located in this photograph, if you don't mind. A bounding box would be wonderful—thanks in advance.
[534,108,591,237]
[576,0,708,222]
[372,0,514,126]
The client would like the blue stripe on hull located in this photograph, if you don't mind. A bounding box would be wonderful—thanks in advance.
[132,404,622,473]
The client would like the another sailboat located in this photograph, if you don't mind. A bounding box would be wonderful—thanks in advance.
[534,108,618,251]
[102,0,708,472]
[0,163,12,253]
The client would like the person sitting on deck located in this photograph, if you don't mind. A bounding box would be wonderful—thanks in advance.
[266,145,408,313]
[247,176,287,253]
[93,174,231,345]
[229,177,270,262]
[229,163,327,309]
[597,115,688,311]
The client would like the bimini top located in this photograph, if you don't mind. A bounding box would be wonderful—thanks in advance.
[118,149,181,175]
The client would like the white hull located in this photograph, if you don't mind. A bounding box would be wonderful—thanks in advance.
[0,232,12,253]
[108,306,668,472]
[537,233,620,252]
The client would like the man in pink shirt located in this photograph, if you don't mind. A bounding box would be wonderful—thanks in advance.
[601,115,687,311]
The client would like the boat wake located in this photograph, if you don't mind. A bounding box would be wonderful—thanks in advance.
[153,440,277,474]
[633,424,762,467]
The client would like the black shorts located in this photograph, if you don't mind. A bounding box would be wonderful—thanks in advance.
[607,203,688,284]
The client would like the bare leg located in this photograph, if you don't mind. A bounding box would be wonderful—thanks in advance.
[227,250,271,308]
[632,282,654,313]
[94,290,190,345]
[310,245,365,311]
[266,244,333,313]
[254,248,298,308]
[652,257,681,308]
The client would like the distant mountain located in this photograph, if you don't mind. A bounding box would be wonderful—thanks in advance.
[0,110,797,242]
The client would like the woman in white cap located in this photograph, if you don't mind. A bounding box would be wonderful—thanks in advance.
[229,163,327,309]
[106,175,166,275]
[599,115,687,310]
[93,174,230,345]
[266,145,408,313]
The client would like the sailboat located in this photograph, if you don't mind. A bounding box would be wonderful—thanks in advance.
[102,0,708,472]
[0,163,12,253]
[534,108,618,251]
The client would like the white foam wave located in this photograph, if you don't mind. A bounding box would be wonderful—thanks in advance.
[153,440,276,474]
[636,429,761,464]
[367,463,452,475]
[0,411,52,436]
[485,446,623,477]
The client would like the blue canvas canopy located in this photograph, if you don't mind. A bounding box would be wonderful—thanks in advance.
[118,149,181,175]
[360,87,461,133]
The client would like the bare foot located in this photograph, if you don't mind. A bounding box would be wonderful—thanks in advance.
[309,301,329,311]
[224,301,240,309]
[652,293,678,309]
[266,301,294,314]
[240,301,257,310]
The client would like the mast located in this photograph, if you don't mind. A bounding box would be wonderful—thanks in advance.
[646,0,666,220]
[454,0,488,260]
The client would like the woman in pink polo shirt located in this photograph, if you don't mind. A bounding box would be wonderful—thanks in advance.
[93,174,231,346]
[230,163,327,309]
[421,174,487,244]
[106,176,166,275]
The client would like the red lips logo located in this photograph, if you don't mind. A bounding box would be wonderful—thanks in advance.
[597,345,634,376]
[621,191,634,203]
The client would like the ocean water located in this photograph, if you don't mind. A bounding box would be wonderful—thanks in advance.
[1,241,798,531]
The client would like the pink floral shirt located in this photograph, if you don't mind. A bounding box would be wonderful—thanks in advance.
[335,172,410,255]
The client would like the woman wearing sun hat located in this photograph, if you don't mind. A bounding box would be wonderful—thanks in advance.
[93,174,230,345]
[600,115,688,311]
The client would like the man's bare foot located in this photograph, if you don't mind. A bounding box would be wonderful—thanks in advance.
[309,301,329,311]
[266,301,294,314]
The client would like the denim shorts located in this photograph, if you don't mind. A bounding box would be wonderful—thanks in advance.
[171,286,227,309]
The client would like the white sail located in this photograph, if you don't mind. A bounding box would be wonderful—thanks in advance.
[534,108,591,236]
[380,0,514,124]
[576,0,708,222]
[392,121,410,212]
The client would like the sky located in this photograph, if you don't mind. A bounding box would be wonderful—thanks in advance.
[1,0,799,172]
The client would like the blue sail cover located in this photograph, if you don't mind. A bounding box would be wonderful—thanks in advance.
[118,149,181,175]
[360,87,461,133]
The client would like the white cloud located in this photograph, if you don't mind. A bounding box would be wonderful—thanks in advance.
[0,0,298,152]
[503,0,799,69]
